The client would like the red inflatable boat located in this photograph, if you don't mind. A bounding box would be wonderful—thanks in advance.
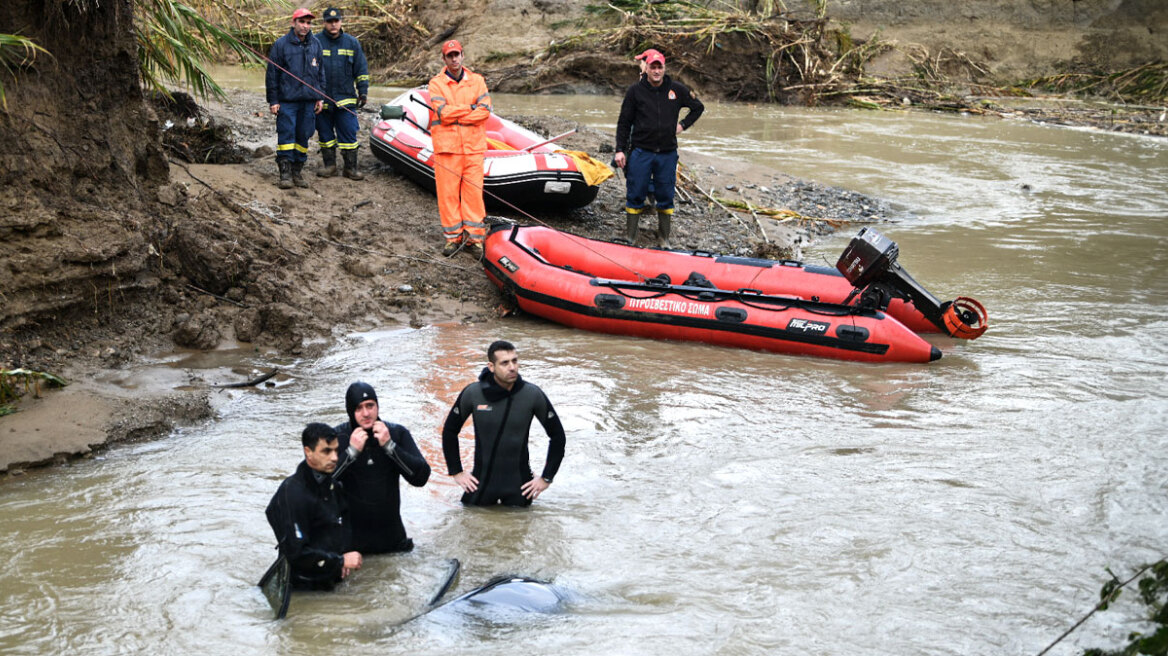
[482,223,988,363]
[369,88,605,211]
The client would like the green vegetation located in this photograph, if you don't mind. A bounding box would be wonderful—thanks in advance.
[1025,63,1168,106]
[0,33,50,110]
[0,368,68,416]
[1083,560,1168,656]
[134,0,279,99]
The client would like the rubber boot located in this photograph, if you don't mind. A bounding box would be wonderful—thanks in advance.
[317,147,338,178]
[276,159,293,190]
[291,161,308,188]
[342,149,365,180]
[657,210,672,248]
[625,211,640,243]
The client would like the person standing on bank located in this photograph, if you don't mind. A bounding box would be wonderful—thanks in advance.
[315,7,370,181]
[427,40,492,259]
[265,423,363,590]
[441,340,566,507]
[265,7,326,190]
[614,50,704,247]
[333,382,431,554]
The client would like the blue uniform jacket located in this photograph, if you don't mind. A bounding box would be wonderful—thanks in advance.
[265,28,327,105]
[317,29,369,108]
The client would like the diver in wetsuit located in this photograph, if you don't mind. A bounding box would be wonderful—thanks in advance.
[333,382,431,553]
[441,340,566,507]
[265,423,363,589]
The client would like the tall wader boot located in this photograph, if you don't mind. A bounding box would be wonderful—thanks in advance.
[657,210,672,248]
[342,149,365,181]
[277,159,293,190]
[625,210,640,243]
[317,147,338,178]
[291,161,308,188]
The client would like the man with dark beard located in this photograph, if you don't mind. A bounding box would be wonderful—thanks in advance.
[333,382,431,553]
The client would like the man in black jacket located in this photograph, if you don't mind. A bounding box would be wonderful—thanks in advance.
[265,423,363,590]
[614,50,704,247]
[442,340,566,507]
[265,7,326,190]
[333,382,431,553]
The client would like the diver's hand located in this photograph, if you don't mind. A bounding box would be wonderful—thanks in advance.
[521,477,549,500]
[371,421,390,447]
[452,471,478,494]
[349,427,368,451]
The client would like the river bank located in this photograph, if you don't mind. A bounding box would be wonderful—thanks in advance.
[0,87,891,475]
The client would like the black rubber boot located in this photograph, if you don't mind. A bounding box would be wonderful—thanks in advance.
[277,159,293,189]
[291,161,308,188]
[342,149,365,180]
[658,211,672,248]
[625,211,640,243]
[317,147,338,177]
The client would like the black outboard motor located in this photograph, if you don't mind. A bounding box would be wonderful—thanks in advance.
[836,227,988,339]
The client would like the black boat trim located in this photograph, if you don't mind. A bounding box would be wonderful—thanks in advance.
[483,255,892,356]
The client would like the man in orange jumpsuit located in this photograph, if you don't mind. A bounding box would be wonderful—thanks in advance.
[428,40,492,258]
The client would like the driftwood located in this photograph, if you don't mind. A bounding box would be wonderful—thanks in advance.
[213,368,278,389]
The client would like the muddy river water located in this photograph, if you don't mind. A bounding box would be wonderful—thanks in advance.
[1,92,1166,655]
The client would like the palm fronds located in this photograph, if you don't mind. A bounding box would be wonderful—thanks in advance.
[135,0,271,99]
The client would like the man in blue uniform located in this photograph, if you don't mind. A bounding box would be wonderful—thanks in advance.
[315,7,370,180]
[333,382,431,553]
[442,340,566,507]
[265,7,326,190]
[614,50,704,247]
[265,423,363,590]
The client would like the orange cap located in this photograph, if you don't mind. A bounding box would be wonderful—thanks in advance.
[442,40,462,56]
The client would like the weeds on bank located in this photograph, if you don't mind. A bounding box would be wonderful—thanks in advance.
[1023,62,1168,106]
[0,33,51,111]
[0,369,68,416]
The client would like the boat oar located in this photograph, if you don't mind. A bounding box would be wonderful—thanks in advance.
[382,103,432,136]
[521,129,576,152]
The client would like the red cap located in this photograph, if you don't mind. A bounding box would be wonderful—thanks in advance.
[635,48,661,62]
[644,50,665,66]
[442,40,462,56]
[292,7,315,20]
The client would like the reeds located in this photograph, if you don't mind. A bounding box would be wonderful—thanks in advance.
[0,33,50,110]
[1023,62,1168,105]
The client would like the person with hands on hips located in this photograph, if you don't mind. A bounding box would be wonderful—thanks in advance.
[442,340,566,507]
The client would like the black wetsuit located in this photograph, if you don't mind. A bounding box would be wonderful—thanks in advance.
[333,418,431,553]
[265,461,351,590]
[442,368,566,507]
